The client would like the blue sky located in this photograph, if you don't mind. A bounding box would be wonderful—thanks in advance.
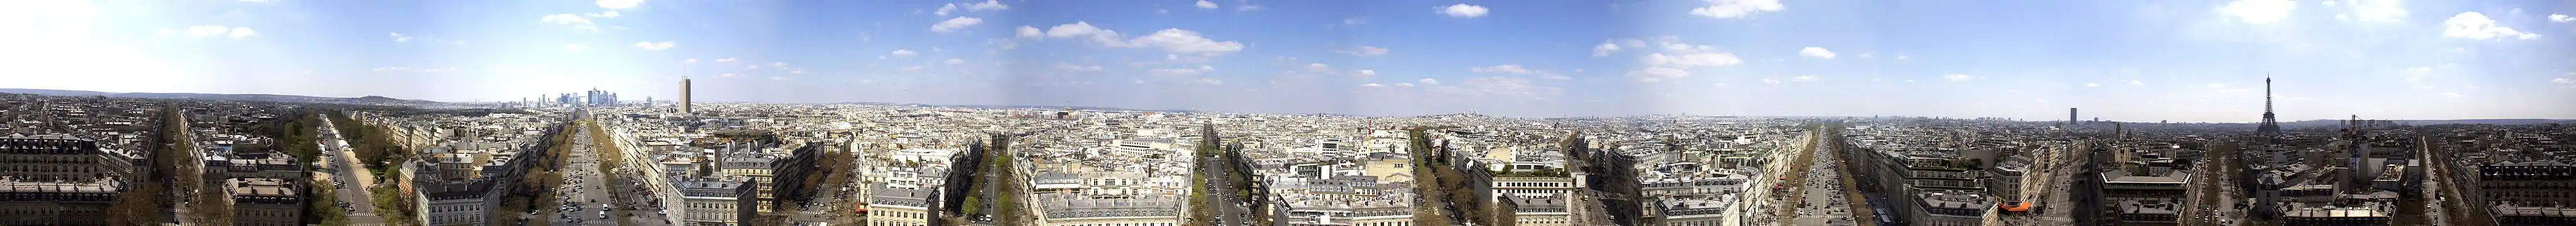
[4,0,2572,122]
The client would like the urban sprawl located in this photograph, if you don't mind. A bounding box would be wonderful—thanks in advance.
[0,82,2570,226]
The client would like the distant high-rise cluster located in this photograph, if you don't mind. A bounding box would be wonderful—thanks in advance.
[586,89,619,107]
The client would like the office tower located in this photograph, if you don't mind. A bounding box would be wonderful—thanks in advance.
[681,78,693,115]
[2069,108,2079,126]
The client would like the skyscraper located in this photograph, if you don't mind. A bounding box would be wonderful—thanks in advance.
[2069,108,2078,126]
[680,77,693,115]
[2256,76,2281,134]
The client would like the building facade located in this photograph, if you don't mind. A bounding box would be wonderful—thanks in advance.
[229,178,303,226]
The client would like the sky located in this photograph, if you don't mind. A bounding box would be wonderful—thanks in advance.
[4,0,2573,122]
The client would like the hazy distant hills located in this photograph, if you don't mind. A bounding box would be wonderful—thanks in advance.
[0,89,439,105]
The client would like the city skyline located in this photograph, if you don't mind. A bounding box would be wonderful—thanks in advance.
[6,0,2575,122]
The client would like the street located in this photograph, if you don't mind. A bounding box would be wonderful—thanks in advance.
[1200,155,1250,225]
[315,114,389,225]
[544,121,675,225]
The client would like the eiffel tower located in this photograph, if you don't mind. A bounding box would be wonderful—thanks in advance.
[2255,75,2282,134]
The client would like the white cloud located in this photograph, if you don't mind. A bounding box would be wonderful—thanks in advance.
[1305,63,1334,72]
[1941,73,1978,82]
[1198,78,1224,85]
[1620,37,1745,82]
[2553,14,2573,23]
[1042,22,1129,46]
[371,67,407,72]
[684,58,699,63]
[565,44,591,52]
[1591,43,1621,57]
[1537,73,1571,80]
[1129,29,1244,55]
[1797,47,1836,59]
[1761,78,1781,84]
[1053,63,1103,72]
[2122,80,2145,86]
[2442,92,2462,98]
[1015,26,1043,38]
[1236,0,1262,12]
[1359,83,1385,87]
[1396,83,1416,87]
[1359,70,1376,76]
[931,16,984,33]
[966,0,1008,11]
[1439,4,1489,18]
[596,0,641,9]
[2348,0,2406,22]
[2519,33,2540,40]
[1790,75,1819,82]
[890,49,918,57]
[715,58,739,64]
[771,76,792,80]
[2321,1,2335,6]
[586,11,621,18]
[1337,45,1389,56]
[944,58,966,65]
[770,62,788,67]
[1690,0,1784,18]
[2085,83,2102,87]
[2206,83,2228,88]
[1439,77,1562,99]
[389,33,410,42]
[934,3,958,16]
[1645,53,1743,67]
[2220,0,2296,24]
[718,73,739,78]
[1418,78,1440,85]
[2443,12,2535,40]
[226,27,256,38]
[1343,18,1367,26]
[1626,67,1689,82]
[541,14,600,31]
[1471,65,1534,74]
[185,26,232,38]
[1895,55,1910,60]
[1196,0,1218,9]
[634,41,674,50]
[1149,67,1207,77]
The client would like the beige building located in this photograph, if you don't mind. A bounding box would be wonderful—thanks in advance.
[1031,193,1182,226]
[1347,203,1414,226]
[0,134,141,183]
[229,178,303,226]
[424,181,490,226]
[868,184,938,226]
[682,180,746,225]
[0,180,120,225]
